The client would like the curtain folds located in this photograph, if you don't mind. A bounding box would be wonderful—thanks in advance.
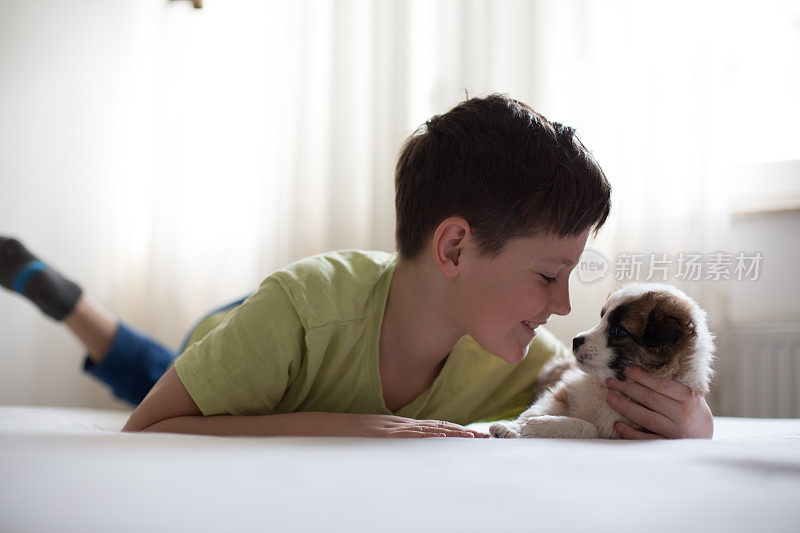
[1,0,796,408]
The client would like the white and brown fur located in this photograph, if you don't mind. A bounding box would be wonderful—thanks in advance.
[490,283,716,439]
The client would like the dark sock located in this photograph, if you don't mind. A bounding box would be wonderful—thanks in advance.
[0,236,83,321]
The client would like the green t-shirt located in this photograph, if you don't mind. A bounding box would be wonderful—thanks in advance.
[173,249,570,425]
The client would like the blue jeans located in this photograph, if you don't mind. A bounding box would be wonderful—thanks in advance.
[82,294,251,407]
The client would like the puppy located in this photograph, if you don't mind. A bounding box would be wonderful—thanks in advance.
[490,283,716,439]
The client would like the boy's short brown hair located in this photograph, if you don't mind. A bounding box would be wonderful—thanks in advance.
[394,93,611,262]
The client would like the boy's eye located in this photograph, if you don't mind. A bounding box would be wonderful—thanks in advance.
[539,273,557,285]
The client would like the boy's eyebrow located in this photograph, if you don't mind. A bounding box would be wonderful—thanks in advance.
[534,256,575,267]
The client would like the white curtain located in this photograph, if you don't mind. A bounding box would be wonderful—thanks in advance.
[0,0,549,407]
[106,0,551,347]
[528,0,800,415]
[1,0,796,408]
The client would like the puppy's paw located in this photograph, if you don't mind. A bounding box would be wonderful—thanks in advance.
[518,415,599,439]
[489,421,521,438]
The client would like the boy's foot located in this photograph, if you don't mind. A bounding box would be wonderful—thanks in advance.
[0,236,83,321]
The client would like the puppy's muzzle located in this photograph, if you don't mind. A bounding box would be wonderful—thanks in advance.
[573,336,586,351]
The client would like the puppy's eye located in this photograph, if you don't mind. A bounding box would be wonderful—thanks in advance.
[611,326,629,338]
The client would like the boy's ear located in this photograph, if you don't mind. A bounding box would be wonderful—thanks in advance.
[432,217,470,275]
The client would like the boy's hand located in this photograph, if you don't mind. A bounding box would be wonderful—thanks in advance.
[334,413,491,438]
[604,365,713,440]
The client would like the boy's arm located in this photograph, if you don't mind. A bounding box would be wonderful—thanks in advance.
[120,363,341,436]
[133,411,489,438]
[121,367,487,437]
[134,411,344,437]
[121,365,202,432]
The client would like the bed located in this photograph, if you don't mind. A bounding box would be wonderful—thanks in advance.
[2,406,799,532]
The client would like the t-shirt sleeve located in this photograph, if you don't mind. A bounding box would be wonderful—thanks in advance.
[173,277,305,416]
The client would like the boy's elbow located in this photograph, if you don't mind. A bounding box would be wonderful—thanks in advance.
[118,366,204,433]
[120,417,150,432]
[121,404,165,432]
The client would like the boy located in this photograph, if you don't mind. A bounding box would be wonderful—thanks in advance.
[1,94,712,439]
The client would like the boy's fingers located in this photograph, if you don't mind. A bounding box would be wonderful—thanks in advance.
[419,425,470,437]
[395,430,445,438]
[418,419,475,433]
[420,419,464,428]
[413,420,490,438]
[606,391,674,436]
[616,422,664,440]
[623,366,692,402]
[607,378,682,420]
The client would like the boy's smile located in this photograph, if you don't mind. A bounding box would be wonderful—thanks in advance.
[448,226,590,364]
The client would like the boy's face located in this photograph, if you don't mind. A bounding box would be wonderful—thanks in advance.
[451,229,590,364]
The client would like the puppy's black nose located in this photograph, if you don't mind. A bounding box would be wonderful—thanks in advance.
[573,337,586,351]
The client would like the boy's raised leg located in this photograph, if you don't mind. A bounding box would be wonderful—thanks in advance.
[1,236,118,364]
[63,294,119,365]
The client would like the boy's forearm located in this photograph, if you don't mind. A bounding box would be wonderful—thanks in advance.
[130,411,352,437]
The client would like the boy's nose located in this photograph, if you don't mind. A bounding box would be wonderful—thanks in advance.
[549,284,571,316]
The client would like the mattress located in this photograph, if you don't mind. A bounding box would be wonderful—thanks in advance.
[1,406,799,533]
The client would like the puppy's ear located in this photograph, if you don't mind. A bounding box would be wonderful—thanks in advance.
[643,310,684,348]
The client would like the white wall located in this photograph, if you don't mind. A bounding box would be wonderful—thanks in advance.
[725,160,800,324]
[0,0,163,409]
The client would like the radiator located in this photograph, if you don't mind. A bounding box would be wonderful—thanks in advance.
[713,323,800,418]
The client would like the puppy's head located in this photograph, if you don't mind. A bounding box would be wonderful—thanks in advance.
[572,283,716,393]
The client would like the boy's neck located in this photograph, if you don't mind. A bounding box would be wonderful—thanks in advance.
[379,256,464,375]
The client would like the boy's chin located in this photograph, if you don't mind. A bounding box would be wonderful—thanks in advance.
[495,343,532,364]
[469,332,531,364]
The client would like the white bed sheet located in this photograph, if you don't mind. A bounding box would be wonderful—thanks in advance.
[1,406,799,533]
